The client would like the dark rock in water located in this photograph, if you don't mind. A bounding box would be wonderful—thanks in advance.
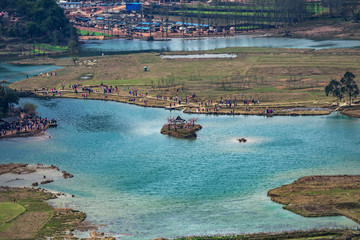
[32,182,38,186]
[62,171,73,179]
[237,138,247,143]
[41,179,54,185]
[50,165,60,171]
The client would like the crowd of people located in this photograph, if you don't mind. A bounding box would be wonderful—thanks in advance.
[0,114,56,138]
[32,81,264,115]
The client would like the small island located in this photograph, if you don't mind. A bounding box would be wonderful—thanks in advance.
[161,116,202,139]
[268,175,360,224]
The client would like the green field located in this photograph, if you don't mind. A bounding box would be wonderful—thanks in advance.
[0,202,26,232]
[77,29,111,37]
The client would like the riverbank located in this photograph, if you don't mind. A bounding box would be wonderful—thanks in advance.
[8,47,360,118]
[339,106,360,118]
[169,229,360,240]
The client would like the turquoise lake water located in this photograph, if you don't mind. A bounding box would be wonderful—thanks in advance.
[1,97,359,239]
[0,63,62,85]
[1,37,360,239]
[80,36,360,56]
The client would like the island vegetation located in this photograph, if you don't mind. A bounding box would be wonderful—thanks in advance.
[161,116,202,139]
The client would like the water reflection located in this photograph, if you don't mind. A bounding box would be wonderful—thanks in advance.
[80,36,360,56]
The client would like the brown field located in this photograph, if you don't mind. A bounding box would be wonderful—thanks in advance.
[0,187,86,239]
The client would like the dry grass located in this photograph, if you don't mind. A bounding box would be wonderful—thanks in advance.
[9,47,360,114]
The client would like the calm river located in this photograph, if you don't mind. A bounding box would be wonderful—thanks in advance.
[79,35,360,56]
[1,37,360,239]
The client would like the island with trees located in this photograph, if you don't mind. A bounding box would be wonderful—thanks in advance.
[161,116,202,139]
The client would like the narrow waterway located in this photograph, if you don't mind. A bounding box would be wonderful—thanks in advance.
[79,35,360,56]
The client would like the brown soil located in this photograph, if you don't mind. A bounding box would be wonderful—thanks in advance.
[266,20,360,40]
[341,106,360,118]
[0,211,51,239]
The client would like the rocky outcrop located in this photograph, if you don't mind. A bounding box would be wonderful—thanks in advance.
[62,171,73,179]
[160,124,202,139]
[41,179,54,185]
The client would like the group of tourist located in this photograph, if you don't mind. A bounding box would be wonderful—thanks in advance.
[0,115,56,138]
[33,83,264,116]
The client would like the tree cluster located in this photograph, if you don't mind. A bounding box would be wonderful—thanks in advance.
[325,0,360,20]
[325,71,359,106]
[0,86,19,118]
[0,0,77,46]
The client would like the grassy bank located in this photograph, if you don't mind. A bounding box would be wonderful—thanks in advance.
[9,47,360,116]
[171,229,360,240]
[268,175,360,224]
[0,187,85,239]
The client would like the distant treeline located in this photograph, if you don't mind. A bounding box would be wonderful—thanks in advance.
[145,0,359,28]
[0,0,77,47]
